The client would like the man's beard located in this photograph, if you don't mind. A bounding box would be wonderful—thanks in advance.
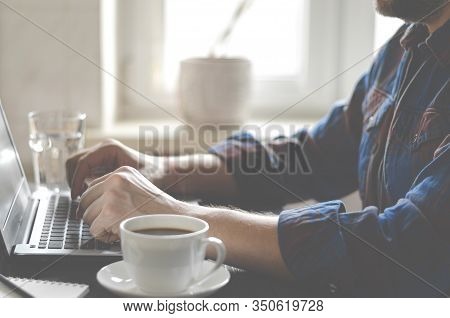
[376,0,448,22]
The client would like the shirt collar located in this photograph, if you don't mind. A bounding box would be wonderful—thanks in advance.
[400,20,450,69]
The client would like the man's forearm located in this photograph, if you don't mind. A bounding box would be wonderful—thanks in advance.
[183,202,293,279]
[157,154,239,200]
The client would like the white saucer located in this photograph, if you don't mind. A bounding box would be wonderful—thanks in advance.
[97,260,230,297]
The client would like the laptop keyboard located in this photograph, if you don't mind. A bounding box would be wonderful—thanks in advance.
[38,194,118,251]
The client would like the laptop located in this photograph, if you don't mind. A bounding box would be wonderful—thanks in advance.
[0,100,121,262]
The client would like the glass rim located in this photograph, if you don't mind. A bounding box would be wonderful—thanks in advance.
[181,57,251,65]
[28,110,87,120]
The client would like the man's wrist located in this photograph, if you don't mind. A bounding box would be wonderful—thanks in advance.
[157,157,189,195]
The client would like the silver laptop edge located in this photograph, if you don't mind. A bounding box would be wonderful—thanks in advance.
[0,99,121,259]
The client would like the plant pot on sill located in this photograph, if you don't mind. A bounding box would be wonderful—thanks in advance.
[178,57,252,126]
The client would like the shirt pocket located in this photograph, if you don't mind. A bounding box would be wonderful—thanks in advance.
[358,88,393,203]
[410,109,450,172]
[362,88,393,132]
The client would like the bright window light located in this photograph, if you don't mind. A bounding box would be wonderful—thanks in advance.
[374,14,404,49]
[164,0,306,88]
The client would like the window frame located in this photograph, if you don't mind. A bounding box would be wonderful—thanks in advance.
[100,0,377,129]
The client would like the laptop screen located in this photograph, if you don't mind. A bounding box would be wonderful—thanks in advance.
[0,109,24,230]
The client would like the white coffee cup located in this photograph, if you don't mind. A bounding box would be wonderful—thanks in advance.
[179,57,252,125]
[120,214,226,294]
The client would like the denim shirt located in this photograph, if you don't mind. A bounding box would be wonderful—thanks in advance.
[209,21,450,297]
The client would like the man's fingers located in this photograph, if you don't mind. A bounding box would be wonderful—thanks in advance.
[71,154,92,199]
[82,195,104,225]
[86,171,114,189]
[70,145,117,199]
[89,216,107,239]
[65,149,88,186]
[78,181,106,219]
[95,231,120,243]
[89,210,121,242]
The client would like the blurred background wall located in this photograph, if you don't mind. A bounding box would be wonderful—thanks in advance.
[0,0,101,177]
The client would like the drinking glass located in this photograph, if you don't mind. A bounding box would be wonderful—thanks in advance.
[28,110,86,191]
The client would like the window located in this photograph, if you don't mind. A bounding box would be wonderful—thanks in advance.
[164,0,305,84]
[102,0,379,128]
[113,0,310,123]
[374,14,404,49]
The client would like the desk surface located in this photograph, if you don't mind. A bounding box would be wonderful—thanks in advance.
[8,257,307,298]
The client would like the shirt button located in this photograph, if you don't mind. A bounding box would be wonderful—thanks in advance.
[329,283,338,294]
[412,134,419,143]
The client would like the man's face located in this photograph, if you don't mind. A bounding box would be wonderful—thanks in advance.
[376,0,447,22]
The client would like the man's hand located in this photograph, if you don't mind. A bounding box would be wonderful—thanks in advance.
[66,139,163,199]
[78,166,184,242]
[76,165,291,278]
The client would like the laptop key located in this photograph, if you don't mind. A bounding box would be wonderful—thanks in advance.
[65,240,79,245]
[48,241,63,249]
[81,240,95,249]
[50,233,65,237]
[67,238,79,242]
[96,241,111,250]
[66,232,80,236]
[69,209,77,219]
[50,229,65,234]
[64,243,78,250]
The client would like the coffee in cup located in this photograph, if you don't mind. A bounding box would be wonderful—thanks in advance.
[120,214,226,294]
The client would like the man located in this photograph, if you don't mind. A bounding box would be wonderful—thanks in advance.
[67,0,450,296]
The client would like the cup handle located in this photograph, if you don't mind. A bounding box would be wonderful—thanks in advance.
[191,237,226,287]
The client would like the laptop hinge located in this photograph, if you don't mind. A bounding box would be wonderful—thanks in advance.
[18,198,40,245]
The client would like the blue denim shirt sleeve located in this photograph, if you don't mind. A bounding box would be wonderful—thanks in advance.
[209,74,368,206]
[279,137,450,296]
